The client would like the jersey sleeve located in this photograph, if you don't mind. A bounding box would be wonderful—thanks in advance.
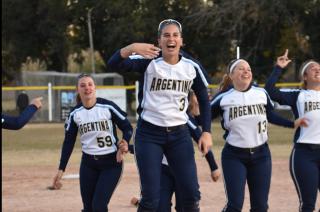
[210,92,224,120]
[2,105,38,130]
[58,114,78,171]
[265,91,294,128]
[187,114,218,171]
[108,101,133,144]
[265,66,299,106]
[192,69,211,133]
[107,49,150,73]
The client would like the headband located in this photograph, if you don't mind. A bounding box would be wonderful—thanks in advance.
[229,59,247,74]
[300,61,316,77]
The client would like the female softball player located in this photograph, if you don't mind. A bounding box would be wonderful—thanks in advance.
[2,96,42,130]
[210,58,306,212]
[51,74,133,212]
[265,49,320,212]
[130,91,221,212]
[108,19,212,212]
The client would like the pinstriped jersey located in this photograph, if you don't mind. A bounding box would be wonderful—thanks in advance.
[107,50,211,132]
[265,66,320,144]
[211,87,272,148]
[59,98,133,171]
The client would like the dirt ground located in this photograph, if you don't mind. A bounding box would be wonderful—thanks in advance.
[2,156,319,212]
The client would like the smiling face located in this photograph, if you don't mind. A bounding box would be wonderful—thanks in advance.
[77,76,96,104]
[158,24,183,60]
[304,62,320,86]
[229,60,252,91]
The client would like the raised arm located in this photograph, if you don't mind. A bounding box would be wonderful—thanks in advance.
[2,97,42,130]
[265,49,298,106]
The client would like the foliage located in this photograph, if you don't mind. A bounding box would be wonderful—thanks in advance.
[2,0,320,85]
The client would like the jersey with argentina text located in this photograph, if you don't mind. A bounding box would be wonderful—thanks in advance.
[265,66,320,144]
[107,50,211,131]
[58,98,133,171]
[211,86,281,148]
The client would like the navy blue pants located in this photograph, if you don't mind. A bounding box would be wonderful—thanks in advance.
[290,143,320,212]
[80,152,122,212]
[135,119,200,212]
[221,143,271,212]
[157,164,183,212]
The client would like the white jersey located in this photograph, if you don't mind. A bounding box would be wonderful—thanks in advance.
[296,90,320,144]
[140,57,207,127]
[66,99,127,155]
[211,87,270,148]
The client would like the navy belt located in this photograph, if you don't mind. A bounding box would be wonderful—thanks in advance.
[140,119,186,132]
[226,142,267,154]
[295,143,320,150]
[82,152,116,160]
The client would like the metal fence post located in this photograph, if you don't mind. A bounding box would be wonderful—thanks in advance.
[48,82,53,122]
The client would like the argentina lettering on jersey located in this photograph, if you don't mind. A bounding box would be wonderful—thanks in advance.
[295,90,320,144]
[211,86,270,148]
[78,120,110,136]
[130,54,208,127]
[65,98,127,155]
[149,77,192,93]
[229,104,266,121]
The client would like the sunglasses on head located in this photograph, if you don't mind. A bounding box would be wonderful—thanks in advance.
[77,73,92,79]
[158,19,182,33]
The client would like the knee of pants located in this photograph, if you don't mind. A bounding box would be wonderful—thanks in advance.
[139,198,160,212]
[250,203,268,212]
[223,203,242,212]
[138,204,157,212]
[91,202,108,212]
[182,201,200,212]
[301,203,315,212]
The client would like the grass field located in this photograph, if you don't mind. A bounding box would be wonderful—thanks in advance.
[2,122,319,212]
[2,122,294,166]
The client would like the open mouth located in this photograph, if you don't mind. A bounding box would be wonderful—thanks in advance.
[167,43,176,49]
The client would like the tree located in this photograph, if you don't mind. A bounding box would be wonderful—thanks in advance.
[2,0,70,84]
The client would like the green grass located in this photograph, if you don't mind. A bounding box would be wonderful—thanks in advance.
[2,122,295,166]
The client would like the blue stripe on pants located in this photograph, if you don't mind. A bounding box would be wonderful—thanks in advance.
[290,144,320,212]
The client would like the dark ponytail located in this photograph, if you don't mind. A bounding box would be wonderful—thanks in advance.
[76,93,81,104]
[219,74,233,92]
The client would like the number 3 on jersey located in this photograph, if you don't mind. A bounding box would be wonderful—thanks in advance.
[179,97,186,111]
[97,136,113,148]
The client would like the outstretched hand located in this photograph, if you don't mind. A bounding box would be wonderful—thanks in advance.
[30,96,43,109]
[276,49,292,68]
